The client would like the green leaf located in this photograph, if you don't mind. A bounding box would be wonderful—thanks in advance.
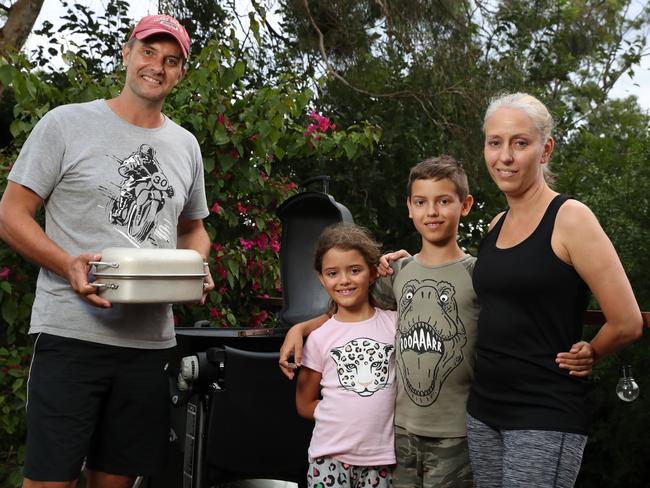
[1,299,17,326]
[0,64,14,86]
[227,259,240,279]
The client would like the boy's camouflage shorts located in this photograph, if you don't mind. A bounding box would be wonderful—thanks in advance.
[393,426,473,488]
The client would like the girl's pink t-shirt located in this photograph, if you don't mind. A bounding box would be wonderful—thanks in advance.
[301,308,398,466]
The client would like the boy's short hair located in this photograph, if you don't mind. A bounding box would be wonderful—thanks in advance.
[407,155,469,201]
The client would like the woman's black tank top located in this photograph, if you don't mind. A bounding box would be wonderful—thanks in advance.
[467,194,593,434]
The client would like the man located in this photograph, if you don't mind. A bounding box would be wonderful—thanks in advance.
[0,14,213,488]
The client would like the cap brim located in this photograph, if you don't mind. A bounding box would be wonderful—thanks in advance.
[133,28,189,59]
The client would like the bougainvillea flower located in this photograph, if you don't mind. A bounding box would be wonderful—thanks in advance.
[239,238,255,251]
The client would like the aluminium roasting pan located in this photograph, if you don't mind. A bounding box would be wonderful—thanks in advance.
[90,247,207,304]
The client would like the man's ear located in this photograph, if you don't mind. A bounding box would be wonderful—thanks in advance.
[406,196,413,219]
[122,43,131,67]
[175,66,187,84]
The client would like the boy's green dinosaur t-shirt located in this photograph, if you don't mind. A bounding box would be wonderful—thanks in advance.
[373,254,479,437]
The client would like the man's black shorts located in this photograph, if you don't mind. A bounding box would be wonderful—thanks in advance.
[24,333,173,482]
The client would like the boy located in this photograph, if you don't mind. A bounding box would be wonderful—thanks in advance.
[280,155,477,487]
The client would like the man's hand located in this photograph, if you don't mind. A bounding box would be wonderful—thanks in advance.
[378,249,410,277]
[67,253,112,308]
[556,341,594,377]
[201,263,214,304]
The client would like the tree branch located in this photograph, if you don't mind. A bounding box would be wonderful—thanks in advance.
[0,0,45,57]
[301,0,444,129]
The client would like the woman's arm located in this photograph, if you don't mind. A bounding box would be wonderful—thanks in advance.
[556,200,643,363]
[296,367,322,420]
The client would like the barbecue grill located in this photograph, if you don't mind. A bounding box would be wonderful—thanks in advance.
[144,176,353,488]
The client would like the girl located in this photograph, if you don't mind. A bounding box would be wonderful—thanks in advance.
[296,222,396,488]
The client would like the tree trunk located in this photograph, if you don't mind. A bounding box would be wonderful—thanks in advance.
[0,0,44,98]
[0,0,45,56]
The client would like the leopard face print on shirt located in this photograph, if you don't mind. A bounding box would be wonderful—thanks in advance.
[330,337,394,397]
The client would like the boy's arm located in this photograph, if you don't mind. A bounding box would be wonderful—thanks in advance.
[295,366,322,420]
[378,250,411,276]
[279,314,328,379]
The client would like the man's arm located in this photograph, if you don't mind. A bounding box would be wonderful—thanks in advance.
[0,181,111,308]
[177,217,214,303]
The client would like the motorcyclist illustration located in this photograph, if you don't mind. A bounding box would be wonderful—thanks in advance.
[109,144,175,243]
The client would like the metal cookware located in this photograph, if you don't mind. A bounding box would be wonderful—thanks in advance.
[89,247,207,304]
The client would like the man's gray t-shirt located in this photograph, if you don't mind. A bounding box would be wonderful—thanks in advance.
[8,99,209,348]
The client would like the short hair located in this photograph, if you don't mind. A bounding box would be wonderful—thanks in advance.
[407,155,469,201]
[313,223,381,274]
[483,92,555,184]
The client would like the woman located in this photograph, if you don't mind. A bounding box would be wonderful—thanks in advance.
[466,92,643,487]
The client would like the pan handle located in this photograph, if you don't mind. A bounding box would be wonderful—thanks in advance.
[89,283,120,290]
[89,261,119,268]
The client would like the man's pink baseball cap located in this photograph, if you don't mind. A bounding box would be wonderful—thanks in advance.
[130,14,190,59]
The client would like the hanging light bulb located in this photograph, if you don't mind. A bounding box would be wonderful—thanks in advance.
[616,364,640,402]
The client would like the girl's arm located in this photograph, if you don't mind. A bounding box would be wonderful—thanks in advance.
[296,367,322,420]
[555,201,642,368]
[279,315,329,379]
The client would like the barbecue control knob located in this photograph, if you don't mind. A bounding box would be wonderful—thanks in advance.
[180,355,200,381]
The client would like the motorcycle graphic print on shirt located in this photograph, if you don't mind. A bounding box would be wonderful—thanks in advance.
[101,144,175,245]
[396,278,467,407]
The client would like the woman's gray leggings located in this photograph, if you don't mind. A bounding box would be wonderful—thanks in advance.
[467,414,587,488]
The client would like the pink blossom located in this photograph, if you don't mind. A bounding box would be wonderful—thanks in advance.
[309,111,333,132]
[236,202,247,214]
[0,267,10,280]
[304,123,318,137]
[215,265,228,279]
[210,202,222,214]
[248,309,269,327]
[218,286,227,295]
[239,238,255,251]
[255,233,269,251]
[271,239,280,253]
[210,308,221,318]
[218,114,225,125]
[211,243,223,253]
[286,182,297,190]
